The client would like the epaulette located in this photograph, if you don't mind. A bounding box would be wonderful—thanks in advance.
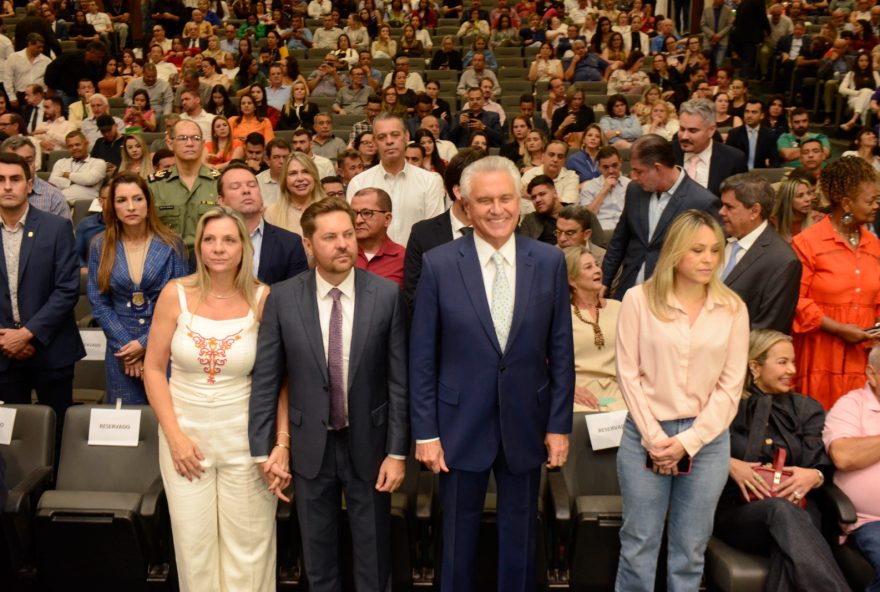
[210,168,221,178]
[148,168,171,182]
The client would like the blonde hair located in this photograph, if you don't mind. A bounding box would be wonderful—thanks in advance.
[744,329,793,394]
[120,134,154,179]
[643,209,742,322]
[182,206,261,313]
[563,245,595,303]
[265,151,326,230]
[771,177,815,242]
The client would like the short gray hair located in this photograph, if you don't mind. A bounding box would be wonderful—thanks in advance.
[678,98,716,126]
[88,93,109,108]
[459,155,522,201]
[870,344,880,370]
[0,135,36,153]
[719,173,775,221]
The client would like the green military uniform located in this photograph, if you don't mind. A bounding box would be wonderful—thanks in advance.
[149,165,221,254]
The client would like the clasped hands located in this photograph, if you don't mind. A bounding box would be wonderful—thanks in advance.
[647,437,687,475]
[0,327,35,360]
[115,339,145,379]
[729,458,821,504]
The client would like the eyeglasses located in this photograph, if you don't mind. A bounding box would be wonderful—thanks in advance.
[325,190,345,199]
[174,134,203,143]
[554,228,582,237]
[353,208,388,220]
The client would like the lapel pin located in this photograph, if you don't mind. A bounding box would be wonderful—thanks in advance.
[27,231,33,237]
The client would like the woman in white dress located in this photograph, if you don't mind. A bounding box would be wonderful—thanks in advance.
[145,206,290,591]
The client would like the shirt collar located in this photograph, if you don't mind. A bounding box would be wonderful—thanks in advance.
[1,204,28,232]
[449,208,469,235]
[474,231,516,269]
[856,383,880,412]
[250,217,265,239]
[315,266,356,300]
[381,160,410,179]
[731,220,767,250]
[688,141,713,166]
[660,167,686,199]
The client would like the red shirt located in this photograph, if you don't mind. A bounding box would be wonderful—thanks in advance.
[355,236,405,289]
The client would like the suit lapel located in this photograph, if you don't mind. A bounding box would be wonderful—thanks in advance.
[649,185,686,246]
[347,270,375,391]
[438,210,453,241]
[506,236,534,352]
[259,223,273,272]
[298,271,329,384]
[708,143,722,194]
[636,188,650,243]
[17,211,40,284]
[457,235,502,354]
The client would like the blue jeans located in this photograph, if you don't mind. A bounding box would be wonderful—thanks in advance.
[853,521,880,592]
[615,416,730,592]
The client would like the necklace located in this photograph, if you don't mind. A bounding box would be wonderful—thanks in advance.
[832,219,859,247]
[210,290,237,299]
[572,301,605,349]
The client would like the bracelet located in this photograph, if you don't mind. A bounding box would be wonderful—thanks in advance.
[274,442,290,450]
[814,468,825,487]
[277,431,290,438]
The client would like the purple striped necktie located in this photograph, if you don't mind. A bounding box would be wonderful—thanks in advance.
[328,287,346,430]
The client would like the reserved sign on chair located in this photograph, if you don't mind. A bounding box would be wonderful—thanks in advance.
[585,410,627,451]
[88,400,141,447]
[0,405,16,445]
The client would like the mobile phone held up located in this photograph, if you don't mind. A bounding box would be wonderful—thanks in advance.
[645,452,692,474]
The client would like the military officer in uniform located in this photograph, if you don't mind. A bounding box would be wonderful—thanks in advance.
[149,119,220,257]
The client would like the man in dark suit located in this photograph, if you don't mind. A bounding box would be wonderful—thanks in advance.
[216,162,308,285]
[449,86,505,148]
[726,99,780,170]
[13,3,62,57]
[602,134,720,299]
[0,152,84,428]
[249,199,408,592]
[775,21,810,90]
[410,156,574,592]
[403,148,483,311]
[719,173,801,333]
[519,94,551,137]
[674,98,748,196]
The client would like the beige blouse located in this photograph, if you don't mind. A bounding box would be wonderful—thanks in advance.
[572,299,626,413]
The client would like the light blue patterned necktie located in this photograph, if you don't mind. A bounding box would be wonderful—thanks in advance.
[491,251,513,350]
[721,241,742,281]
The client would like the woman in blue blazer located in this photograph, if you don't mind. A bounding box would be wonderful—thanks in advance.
[88,173,188,404]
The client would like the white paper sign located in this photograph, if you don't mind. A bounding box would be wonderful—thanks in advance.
[80,330,107,361]
[88,406,141,447]
[585,410,628,451]
[0,406,16,445]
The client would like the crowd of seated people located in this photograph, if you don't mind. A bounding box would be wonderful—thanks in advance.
[6,0,880,589]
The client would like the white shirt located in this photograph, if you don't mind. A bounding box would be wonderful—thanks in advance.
[86,10,113,33]
[48,156,107,202]
[0,34,13,94]
[312,153,336,180]
[346,160,446,245]
[381,71,426,93]
[256,169,281,205]
[474,231,517,312]
[153,61,179,82]
[684,142,713,190]
[316,268,355,425]
[250,217,264,276]
[26,101,44,134]
[724,220,767,270]
[636,168,686,284]
[34,116,75,151]
[180,109,215,140]
[449,207,470,241]
[521,166,580,204]
[578,174,631,231]
[5,49,51,98]
[437,139,458,163]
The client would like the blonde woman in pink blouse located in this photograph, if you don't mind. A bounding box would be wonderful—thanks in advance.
[614,209,749,591]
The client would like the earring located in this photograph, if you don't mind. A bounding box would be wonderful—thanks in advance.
[842,211,854,227]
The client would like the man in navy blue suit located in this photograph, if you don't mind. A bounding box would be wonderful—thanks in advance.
[0,152,84,424]
[410,156,575,592]
[217,162,309,285]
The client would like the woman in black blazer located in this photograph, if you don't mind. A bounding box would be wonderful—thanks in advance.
[277,80,319,131]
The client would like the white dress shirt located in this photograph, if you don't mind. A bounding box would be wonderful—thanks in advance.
[684,142,713,190]
[579,174,631,231]
[636,168,686,284]
[449,208,470,241]
[312,153,336,181]
[724,220,767,270]
[34,117,75,151]
[26,102,44,134]
[4,48,51,99]
[48,156,108,202]
[86,11,113,33]
[250,217,265,277]
[180,109,215,140]
[521,166,580,205]
[437,139,458,163]
[0,35,13,96]
[345,161,446,245]
[256,169,281,205]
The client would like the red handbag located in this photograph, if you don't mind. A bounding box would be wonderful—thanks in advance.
[746,448,806,509]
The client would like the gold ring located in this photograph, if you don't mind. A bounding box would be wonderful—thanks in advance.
[794,491,803,499]
[744,480,755,490]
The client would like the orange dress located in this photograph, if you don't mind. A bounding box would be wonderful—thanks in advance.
[227,115,275,144]
[791,216,880,410]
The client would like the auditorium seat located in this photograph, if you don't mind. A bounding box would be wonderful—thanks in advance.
[1,404,55,584]
[547,411,622,592]
[425,69,459,83]
[704,483,864,592]
[751,168,790,184]
[34,405,170,590]
[43,150,70,174]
